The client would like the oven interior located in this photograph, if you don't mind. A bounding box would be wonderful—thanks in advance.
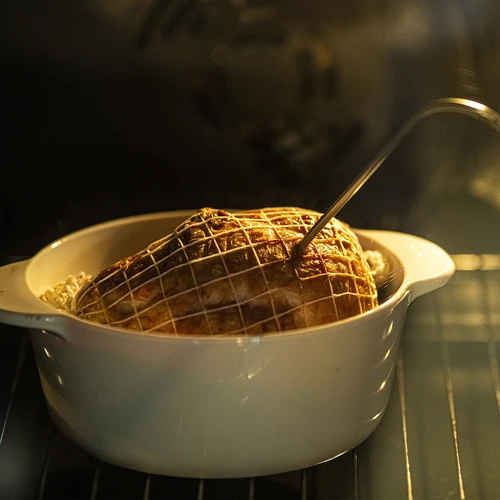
[1,1,500,498]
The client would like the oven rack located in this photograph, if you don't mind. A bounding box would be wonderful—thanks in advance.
[1,255,499,500]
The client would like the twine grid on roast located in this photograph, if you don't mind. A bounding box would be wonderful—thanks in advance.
[74,207,378,335]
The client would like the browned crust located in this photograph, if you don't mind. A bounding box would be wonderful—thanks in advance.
[75,207,378,335]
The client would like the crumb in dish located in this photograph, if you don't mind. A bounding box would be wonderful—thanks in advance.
[39,272,91,312]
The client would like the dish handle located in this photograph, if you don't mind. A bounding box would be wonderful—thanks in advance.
[0,259,69,334]
[358,230,455,302]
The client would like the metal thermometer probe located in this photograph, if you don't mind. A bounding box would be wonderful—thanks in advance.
[293,97,500,258]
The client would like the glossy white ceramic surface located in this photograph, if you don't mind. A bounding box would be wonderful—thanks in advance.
[0,211,454,478]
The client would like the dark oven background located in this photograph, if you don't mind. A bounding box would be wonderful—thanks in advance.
[2,0,500,256]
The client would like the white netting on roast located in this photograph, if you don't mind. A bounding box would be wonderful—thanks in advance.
[74,207,378,335]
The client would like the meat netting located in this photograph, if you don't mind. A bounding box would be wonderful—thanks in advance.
[74,208,378,335]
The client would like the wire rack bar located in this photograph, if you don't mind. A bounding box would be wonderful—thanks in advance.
[0,334,29,446]
[89,461,102,500]
[37,425,56,500]
[142,474,151,500]
[396,354,414,500]
[435,294,466,500]
[197,478,204,500]
[248,477,255,500]
[301,468,307,500]
[352,448,360,500]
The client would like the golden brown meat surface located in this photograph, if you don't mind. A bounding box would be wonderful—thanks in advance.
[74,207,378,335]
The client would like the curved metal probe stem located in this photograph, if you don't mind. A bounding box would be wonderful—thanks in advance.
[293,97,500,258]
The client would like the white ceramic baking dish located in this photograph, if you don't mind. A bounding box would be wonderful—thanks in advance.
[0,210,454,478]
